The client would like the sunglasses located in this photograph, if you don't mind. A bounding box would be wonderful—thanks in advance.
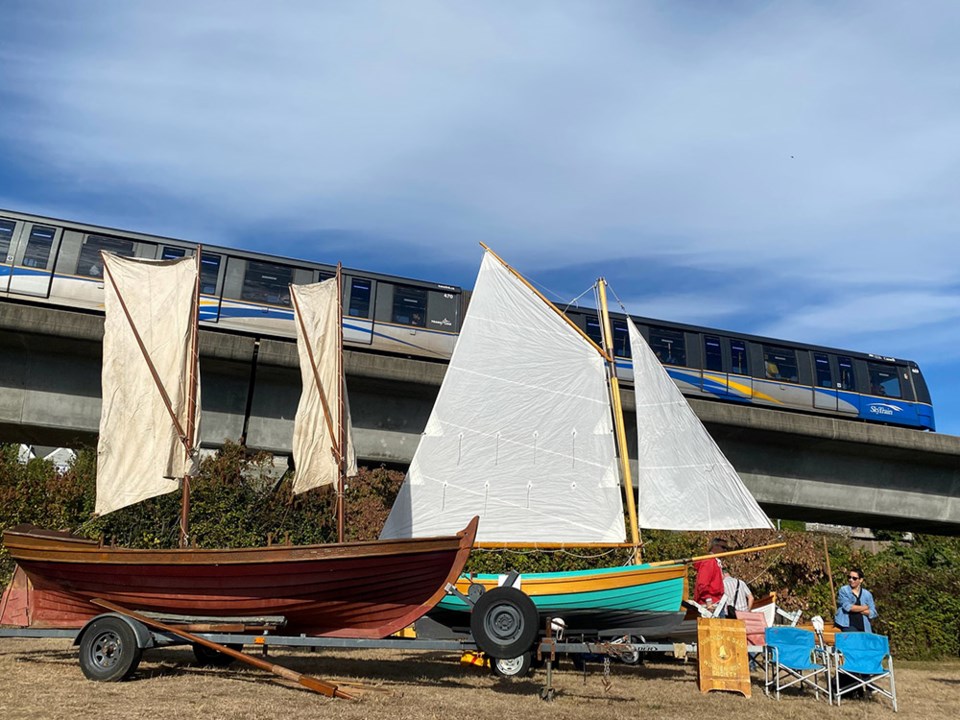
[848,575,861,580]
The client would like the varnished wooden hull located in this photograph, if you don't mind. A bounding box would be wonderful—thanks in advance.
[0,518,478,638]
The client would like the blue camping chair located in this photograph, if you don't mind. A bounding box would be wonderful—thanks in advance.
[832,633,897,712]
[763,626,831,702]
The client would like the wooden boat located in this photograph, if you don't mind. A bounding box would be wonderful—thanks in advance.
[380,247,771,638]
[1,253,477,638]
[1,519,477,636]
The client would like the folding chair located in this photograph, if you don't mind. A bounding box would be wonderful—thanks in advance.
[832,633,897,712]
[736,610,767,672]
[764,626,831,702]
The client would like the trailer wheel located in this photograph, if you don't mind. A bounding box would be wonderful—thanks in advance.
[193,643,243,667]
[491,651,533,678]
[78,617,143,682]
[470,586,538,659]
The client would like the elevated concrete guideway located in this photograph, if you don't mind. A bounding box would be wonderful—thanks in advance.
[1,300,958,534]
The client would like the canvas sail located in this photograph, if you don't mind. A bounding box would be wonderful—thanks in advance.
[291,278,357,494]
[628,318,772,530]
[96,254,200,516]
[381,251,625,543]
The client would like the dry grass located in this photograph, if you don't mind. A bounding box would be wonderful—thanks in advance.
[1,639,957,720]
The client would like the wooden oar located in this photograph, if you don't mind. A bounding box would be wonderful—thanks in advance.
[648,541,787,566]
[90,599,357,700]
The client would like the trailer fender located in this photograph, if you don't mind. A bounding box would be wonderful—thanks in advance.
[74,612,155,649]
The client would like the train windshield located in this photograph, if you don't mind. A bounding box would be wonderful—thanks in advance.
[868,362,902,398]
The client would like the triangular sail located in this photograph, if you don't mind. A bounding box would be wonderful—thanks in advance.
[628,318,772,530]
[95,254,201,516]
[291,278,357,494]
[381,251,625,543]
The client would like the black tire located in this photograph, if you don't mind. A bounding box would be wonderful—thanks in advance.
[571,653,587,672]
[491,651,534,678]
[470,586,539,660]
[193,643,243,667]
[78,617,143,682]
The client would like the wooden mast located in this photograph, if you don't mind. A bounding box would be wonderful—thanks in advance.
[598,278,641,563]
[336,263,346,543]
[180,247,202,548]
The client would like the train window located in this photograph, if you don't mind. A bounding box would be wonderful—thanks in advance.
[242,260,294,306]
[838,356,856,391]
[160,249,220,294]
[78,235,136,278]
[583,316,630,356]
[348,278,372,318]
[837,355,857,390]
[612,319,630,357]
[161,247,186,260]
[730,340,748,375]
[0,219,15,260]
[21,225,55,268]
[200,254,221,294]
[762,345,798,383]
[814,353,832,388]
[868,362,902,398]
[584,316,603,347]
[392,284,427,327]
[704,336,723,372]
[648,327,686,366]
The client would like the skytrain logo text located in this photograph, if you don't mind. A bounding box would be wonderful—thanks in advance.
[868,404,903,416]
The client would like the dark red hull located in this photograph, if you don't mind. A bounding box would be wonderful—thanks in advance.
[0,518,478,638]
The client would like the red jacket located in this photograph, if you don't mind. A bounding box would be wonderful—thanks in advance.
[693,557,724,605]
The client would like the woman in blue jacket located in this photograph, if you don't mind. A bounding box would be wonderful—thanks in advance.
[834,568,877,632]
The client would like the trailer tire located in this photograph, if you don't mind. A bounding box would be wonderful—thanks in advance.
[470,586,538,659]
[78,616,143,682]
[193,643,243,667]
[491,651,534,678]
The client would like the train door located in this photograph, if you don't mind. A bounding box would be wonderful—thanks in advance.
[0,218,17,292]
[835,355,859,415]
[812,352,838,411]
[6,222,61,298]
[727,339,752,401]
[344,276,375,345]
[701,335,730,398]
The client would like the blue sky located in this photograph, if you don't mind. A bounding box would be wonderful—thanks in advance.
[2,2,958,435]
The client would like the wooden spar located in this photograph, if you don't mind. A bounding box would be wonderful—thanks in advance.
[598,278,641,563]
[336,262,346,544]
[648,541,787,567]
[479,243,611,361]
[89,598,357,700]
[824,536,838,615]
[180,247,202,548]
[475,541,637,550]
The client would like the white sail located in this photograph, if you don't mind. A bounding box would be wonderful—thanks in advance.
[96,254,200,516]
[291,278,357,494]
[628,318,772,530]
[381,252,625,543]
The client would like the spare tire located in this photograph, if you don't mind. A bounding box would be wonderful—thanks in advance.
[470,586,539,659]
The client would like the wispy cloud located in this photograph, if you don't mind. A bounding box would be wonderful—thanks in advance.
[1,1,959,431]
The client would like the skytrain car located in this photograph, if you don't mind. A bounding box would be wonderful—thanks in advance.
[0,209,461,360]
[0,208,935,431]
[565,308,936,431]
